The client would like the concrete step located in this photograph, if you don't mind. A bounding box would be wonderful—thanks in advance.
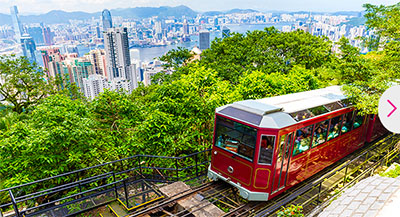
[107,201,129,217]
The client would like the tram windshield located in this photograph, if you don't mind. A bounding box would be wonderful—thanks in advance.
[214,116,257,162]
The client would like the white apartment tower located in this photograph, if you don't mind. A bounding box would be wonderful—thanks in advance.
[83,74,109,100]
[104,27,131,80]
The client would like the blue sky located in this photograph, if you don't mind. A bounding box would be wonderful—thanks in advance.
[1,0,399,14]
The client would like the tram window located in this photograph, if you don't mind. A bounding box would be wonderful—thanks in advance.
[328,115,343,141]
[342,111,355,134]
[325,102,344,111]
[290,110,313,121]
[293,124,314,156]
[258,135,275,165]
[312,120,329,148]
[277,135,286,163]
[215,116,257,162]
[309,105,329,116]
[353,111,364,129]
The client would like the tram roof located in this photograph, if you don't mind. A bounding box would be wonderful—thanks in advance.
[216,86,348,129]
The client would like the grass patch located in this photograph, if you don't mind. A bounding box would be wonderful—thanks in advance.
[380,163,400,178]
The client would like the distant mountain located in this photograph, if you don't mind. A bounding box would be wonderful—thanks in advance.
[0,13,12,26]
[331,11,363,17]
[226,9,259,14]
[20,10,97,24]
[109,5,197,19]
[0,5,197,25]
[344,17,366,26]
[202,11,224,16]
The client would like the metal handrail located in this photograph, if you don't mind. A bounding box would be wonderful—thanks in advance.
[0,148,212,216]
[0,149,211,193]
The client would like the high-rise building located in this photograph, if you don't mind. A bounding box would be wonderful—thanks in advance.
[102,9,113,30]
[27,27,44,45]
[199,31,210,50]
[64,57,93,91]
[20,33,36,63]
[83,74,109,100]
[42,27,53,46]
[40,48,64,77]
[222,26,231,39]
[64,45,79,55]
[103,27,138,91]
[10,6,23,40]
[104,27,130,80]
[88,49,107,77]
[96,26,101,38]
[183,20,189,35]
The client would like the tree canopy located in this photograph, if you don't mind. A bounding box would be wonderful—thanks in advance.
[0,56,54,113]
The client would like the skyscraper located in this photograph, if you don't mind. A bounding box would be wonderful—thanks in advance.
[102,9,113,30]
[222,26,231,39]
[10,6,23,40]
[96,26,101,38]
[42,27,53,46]
[88,49,107,77]
[183,20,189,35]
[20,33,36,63]
[40,48,64,77]
[103,27,137,91]
[27,27,44,45]
[199,31,210,50]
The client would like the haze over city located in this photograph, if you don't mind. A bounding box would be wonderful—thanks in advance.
[0,0,399,14]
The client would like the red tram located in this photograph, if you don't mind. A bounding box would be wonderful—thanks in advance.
[207,86,387,201]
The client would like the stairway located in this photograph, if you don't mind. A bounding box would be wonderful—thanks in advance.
[99,201,129,217]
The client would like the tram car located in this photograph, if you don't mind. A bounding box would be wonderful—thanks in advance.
[207,86,387,201]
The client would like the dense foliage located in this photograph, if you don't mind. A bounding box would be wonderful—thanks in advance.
[201,27,333,84]
[0,56,54,113]
[0,2,399,202]
[339,3,400,114]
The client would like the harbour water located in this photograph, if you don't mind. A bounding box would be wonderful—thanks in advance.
[78,23,292,62]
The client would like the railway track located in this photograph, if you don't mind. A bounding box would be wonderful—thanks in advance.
[252,133,400,217]
[97,134,399,217]
[99,180,234,217]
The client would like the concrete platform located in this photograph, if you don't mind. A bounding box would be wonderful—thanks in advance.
[318,176,400,217]
[159,181,225,217]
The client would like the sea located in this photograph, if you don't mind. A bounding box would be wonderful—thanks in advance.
[77,23,292,63]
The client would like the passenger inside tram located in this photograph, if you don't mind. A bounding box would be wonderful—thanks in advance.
[293,126,312,155]
[328,124,340,141]
[314,127,326,145]
[341,117,349,133]
[342,113,354,133]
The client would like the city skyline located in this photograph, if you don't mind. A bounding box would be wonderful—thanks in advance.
[0,0,398,14]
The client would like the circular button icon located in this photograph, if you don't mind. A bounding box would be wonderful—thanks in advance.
[378,85,400,133]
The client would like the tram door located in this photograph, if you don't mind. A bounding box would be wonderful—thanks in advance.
[271,133,294,194]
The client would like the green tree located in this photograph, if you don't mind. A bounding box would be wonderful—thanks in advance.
[0,56,53,113]
[200,27,333,83]
[152,47,194,85]
[134,64,237,155]
[333,37,377,84]
[236,66,321,100]
[159,47,193,70]
[90,89,144,160]
[0,94,98,188]
[339,3,400,114]
[364,3,400,40]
